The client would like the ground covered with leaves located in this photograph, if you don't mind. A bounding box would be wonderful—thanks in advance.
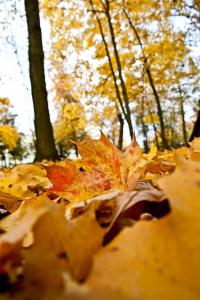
[0,133,200,300]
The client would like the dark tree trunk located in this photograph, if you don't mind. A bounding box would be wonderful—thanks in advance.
[189,101,200,142]
[180,98,187,144]
[105,0,134,139]
[89,0,133,140]
[145,65,167,148]
[117,113,124,150]
[141,97,148,152]
[24,0,58,161]
[147,102,159,147]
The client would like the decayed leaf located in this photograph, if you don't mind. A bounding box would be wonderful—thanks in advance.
[77,157,200,300]
[66,184,168,246]
[103,185,168,245]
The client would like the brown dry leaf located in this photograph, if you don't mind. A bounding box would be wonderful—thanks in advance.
[103,185,168,245]
[75,157,200,300]
[0,191,22,212]
[66,190,121,221]
[65,184,167,246]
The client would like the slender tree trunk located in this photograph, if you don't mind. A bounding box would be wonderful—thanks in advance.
[141,96,148,152]
[180,98,187,144]
[145,65,167,148]
[2,150,7,168]
[178,86,187,144]
[146,102,159,147]
[123,6,167,148]
[24,0,58,161]
[89,0,133,139]
[117,113,124,150]
[105,0,134,139]
[169,108,176,147]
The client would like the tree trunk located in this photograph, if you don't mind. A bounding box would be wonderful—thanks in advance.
[117,113,124,150]
[24,0,58,161]
[141,96,148,152]
[105,0,134,139]
[123,7,167,148]
[189,101,200,142]
[179,90,187,144]
[147,102,159,147]
[145,65,167,148]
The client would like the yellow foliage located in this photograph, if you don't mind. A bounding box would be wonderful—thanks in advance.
[0,97,10,105]
[143,113,160,124]
[54,101,86,150]
[0,125,19,151]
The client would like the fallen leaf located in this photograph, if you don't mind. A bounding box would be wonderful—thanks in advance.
[0,195,48,263]
[0,191,22,212]
[78,157,200,300]
[0,164,51,198]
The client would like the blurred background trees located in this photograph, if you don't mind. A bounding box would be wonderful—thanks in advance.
[0,0,200,163]
[0,97,20,166]
[41,0,200,151]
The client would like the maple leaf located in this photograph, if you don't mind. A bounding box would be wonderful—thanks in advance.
[0,194,105,297]
[2,135,200,299]
[46,133,146,202]
[73,157,200,300]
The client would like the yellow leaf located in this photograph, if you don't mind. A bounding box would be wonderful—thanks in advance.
[80,157,200,300]
[0,164,51,198]
[189,137,200,153]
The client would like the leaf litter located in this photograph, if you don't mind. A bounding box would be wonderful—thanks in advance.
[0,134,200,299]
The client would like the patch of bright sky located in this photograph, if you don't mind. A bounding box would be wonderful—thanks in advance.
[0,0,56,135]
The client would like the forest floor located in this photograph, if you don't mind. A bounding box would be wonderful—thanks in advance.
[0,133,200,300]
